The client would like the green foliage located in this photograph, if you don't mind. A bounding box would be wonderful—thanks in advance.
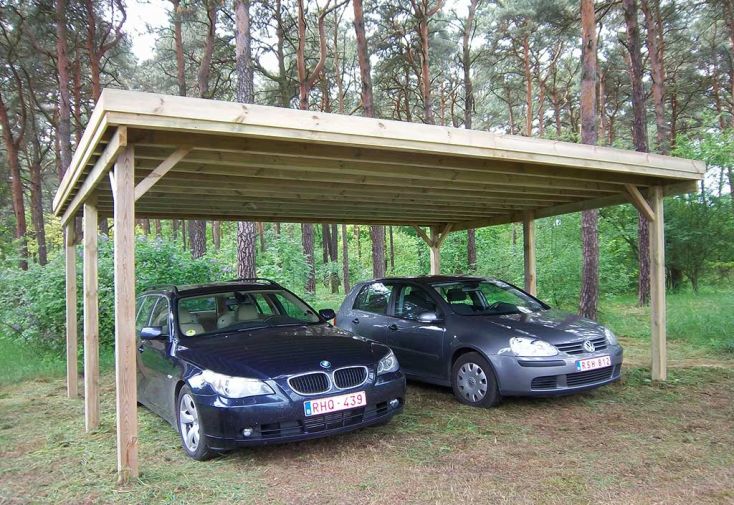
[0,237,229,352]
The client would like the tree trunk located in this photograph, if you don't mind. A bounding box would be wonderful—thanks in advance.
[212,221,220,250]
[55,0,72,177]
[154,219,162,238]
[641,0,668,154]
[322,224,331,263]
[141,219,151,236]
[467,228,477,271]
[342,224,350,292]
[171,0,186,96]
[579,0,600,320]
[234,0,258,278]
[389,226,395,272]
[370,226,386,278]
[724,0,734,126]
[623,0,651,306]
[410,0,444,124]
[302,223,316,294]
[189,221,206,259]
[0,79,28,270]
[353,0,375,116]
[522,32,533,136]
[237,221,257,278]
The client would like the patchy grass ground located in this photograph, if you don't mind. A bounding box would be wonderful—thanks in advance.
[1,335,732,505]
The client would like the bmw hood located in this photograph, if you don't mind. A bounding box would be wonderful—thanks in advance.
[176,324,390,379]
[471,309,608,345]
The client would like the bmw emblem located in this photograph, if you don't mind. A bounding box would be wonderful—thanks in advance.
[320,360,332,369]
[582,340,596,353]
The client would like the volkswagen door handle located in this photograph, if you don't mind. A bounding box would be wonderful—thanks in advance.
[388,324,398,331]
[352,318,360,325]
[138,344,145,353]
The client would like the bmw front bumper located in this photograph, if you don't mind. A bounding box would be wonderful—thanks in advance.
[490,344,624,397]
[193,371,406,450]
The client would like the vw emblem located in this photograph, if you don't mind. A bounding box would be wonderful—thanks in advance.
[319,360,332,369]
[582,340,596,353]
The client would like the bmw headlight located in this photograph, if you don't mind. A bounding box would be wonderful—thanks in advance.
[604,327,618,346]
[200,370,274,398]
[377,350,399,375]
[509,337,558,357]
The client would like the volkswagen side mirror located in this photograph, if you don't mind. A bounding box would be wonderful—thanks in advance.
[319,308,337,321]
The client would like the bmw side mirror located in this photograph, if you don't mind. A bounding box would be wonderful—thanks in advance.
[417,312,443,324]
[140,326,164,340]
[319,308,336,321]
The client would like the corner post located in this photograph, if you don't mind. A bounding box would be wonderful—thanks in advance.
[65,223,78,398]
[649,186,666,381]
[113,145,138,483]
[523,212,537,296]
[83,197,100,432]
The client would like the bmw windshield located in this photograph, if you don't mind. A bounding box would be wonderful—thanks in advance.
[177,289,321,337]
[431,280,546,316]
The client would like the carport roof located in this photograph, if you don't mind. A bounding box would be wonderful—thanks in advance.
[53,89,705,229]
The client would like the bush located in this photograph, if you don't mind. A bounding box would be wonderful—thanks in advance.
[0,236,229,352]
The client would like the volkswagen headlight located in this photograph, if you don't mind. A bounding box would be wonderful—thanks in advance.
[200,370,274,398]
[604,327,618,346]
[509,337,558,357]
[377,350,399,375]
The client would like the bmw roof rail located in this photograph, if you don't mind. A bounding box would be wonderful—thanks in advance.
[227,277,280,285]
[148,284,179,294]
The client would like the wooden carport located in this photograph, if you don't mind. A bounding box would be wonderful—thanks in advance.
[53,89,704,482]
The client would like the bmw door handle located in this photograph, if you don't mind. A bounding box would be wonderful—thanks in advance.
[388,324,398,331]
[352,318,360,325]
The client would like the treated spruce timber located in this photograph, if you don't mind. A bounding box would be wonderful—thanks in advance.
[61,126,128,225]
[649,186,667,381]
[112,146,138,483]
[83,198,100,432]
[413,224,452,275]
[134,147,191,201]
[65,223,78,398]
[134,186,541,210]
[624,184,656,222]
[98,90,703,177]
[128,131,670,187]
[131,169,584,204]
[53,92,110,214]
[120,210,446,227]
[122,202,504,221]
[132,147,623,194]
[133,159,618,199]
[523,212,537,296]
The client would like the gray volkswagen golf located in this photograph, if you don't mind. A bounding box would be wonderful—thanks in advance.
[336,276,623,407]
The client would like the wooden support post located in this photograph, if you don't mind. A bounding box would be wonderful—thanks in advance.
[65,224,78,398]
[523,212,537,296]
[83,197,100,432]
[113,146,139,483]
[429,227,441,275]
[649,186,666,381]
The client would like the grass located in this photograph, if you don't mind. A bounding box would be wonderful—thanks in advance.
[1,289,733,503]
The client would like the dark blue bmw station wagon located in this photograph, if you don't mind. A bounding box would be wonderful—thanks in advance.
[135,279,405,460]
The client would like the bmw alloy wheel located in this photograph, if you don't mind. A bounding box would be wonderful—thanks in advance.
[179,393,200,452]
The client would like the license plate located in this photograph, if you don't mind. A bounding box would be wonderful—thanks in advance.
[303,391,366,417]
[576,355,611,371]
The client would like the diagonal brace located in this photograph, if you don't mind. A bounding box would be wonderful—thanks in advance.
[134,147,191,201]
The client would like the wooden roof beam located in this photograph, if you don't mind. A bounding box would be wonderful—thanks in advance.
[61,126,127,226]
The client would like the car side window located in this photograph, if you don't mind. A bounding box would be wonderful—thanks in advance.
[353,283,393,315]
[394,285,437,320]
[135,296,157,334]
[149,297,171,336]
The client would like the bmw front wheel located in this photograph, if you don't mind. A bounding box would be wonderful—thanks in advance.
[177,385,214,460]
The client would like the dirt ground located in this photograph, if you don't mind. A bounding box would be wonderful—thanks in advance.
[1,339,732,505]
